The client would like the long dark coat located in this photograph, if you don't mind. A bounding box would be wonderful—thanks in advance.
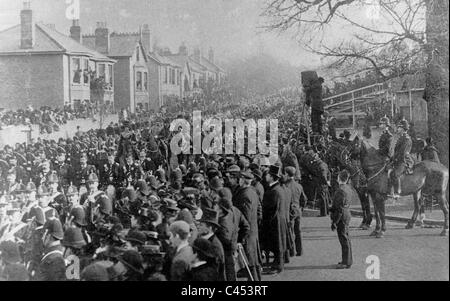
[232,186,262,267]
[261,182,287,255]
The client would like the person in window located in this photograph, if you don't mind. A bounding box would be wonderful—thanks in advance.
[73,69,81,83]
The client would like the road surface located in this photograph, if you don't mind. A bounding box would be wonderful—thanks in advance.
[263,215,449,281]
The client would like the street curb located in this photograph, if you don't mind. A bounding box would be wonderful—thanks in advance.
[350,210,445,226]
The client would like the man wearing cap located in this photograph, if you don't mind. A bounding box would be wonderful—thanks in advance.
[217,188,250,281]
[388,119,414,198]
[379,119,394,159]
[224,165,241,195]
[198,208,226,281]
[53,148,70,190]
[284,166,307,256]
[330,170,353,269]
[262,165,288,274]
[232,170,262,280]
[34,219,67,281]
[166,220,195,281]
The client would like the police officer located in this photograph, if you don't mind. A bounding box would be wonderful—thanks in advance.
[120,153,144,186]
[46,173,68,224]
[379,117,394,159]
[330,170,354,269]
[73,153,97,189]
[53,147,71,190]
[99,150,120,188]
[388,119,414,198]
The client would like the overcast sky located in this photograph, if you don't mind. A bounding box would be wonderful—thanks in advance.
[0,0,325,68]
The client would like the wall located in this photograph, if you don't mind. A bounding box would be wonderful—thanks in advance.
[0,54,64,109]
[147,58,161,111]
[112,57,131,112]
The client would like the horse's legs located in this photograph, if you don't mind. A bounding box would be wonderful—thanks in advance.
[370,193,381,236]
[379,194,387,233]
[407,191,421,229]
[436,192,449,236]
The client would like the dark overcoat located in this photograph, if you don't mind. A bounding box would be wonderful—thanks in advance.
[261,182,287,255]
[232,186,262,266]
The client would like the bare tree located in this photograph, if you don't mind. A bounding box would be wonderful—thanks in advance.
[263,0,449,166]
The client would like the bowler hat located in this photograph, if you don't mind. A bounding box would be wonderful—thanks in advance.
[226,164,241,174]
[252,169,262,181]
[268,165,282,179]
[198,208,221,228]
[118,250,144,274]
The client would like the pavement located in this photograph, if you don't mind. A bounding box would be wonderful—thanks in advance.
[262,215,449,281]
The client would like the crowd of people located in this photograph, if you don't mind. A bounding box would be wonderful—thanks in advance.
[0,79,441,281]
[0,103,109,134]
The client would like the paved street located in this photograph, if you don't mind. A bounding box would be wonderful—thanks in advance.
[263,216,449,281]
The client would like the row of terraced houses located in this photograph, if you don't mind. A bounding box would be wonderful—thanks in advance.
[0,3,226,113]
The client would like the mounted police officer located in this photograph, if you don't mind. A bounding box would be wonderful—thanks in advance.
[378,116,394,159]
[53,147,71,190]
[388,119,414,199]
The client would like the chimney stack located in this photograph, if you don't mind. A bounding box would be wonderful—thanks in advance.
[95,22,110,54]
[20,1,34,49]
[140,24,152,53]
[70,19,82,43]
[178,42,188,56]
[193,48,201,64]
[208,47,214,63]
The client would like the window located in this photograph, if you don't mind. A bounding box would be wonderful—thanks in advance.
[136,46,140,61]
[143,72,148,91]
[172,69,176,85]
[98,64,106,79]
[83,59,89,84]
[177,71,180,86]
[164,67,168,84]
[108,65,113,87]
[168,68,172,84]
[72,58,81,83]
[136,71,142,91]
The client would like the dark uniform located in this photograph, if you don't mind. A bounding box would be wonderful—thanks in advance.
[120,161,144,186]
[330,183,354,267]
[378,129,393,158]
[73,164,97,188]
[35,244,66,281]
[391,131,414,195]
[99,160,121,188]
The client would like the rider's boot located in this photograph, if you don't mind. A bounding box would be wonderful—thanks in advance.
[387,175,400,199]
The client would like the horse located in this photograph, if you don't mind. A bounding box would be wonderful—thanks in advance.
[360,140,449,237]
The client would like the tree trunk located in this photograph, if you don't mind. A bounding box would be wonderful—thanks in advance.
[425,0,449,167]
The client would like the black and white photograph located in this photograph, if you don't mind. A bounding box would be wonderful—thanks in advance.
[0,0,448,284]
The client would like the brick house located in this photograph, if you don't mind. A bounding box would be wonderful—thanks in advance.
[0,4,116,110]
[82,23,151,113]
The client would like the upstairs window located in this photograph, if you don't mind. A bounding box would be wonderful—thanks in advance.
[136,46,140,61]
[136,71,142,91]
[108,65,113,87]
[144,72,148,91]
[72,58,81,84]
[98,64,106,80]
[83,59,89,84]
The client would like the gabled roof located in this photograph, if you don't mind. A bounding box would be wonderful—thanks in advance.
[0,23,115,62]
[83,32,147,61]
